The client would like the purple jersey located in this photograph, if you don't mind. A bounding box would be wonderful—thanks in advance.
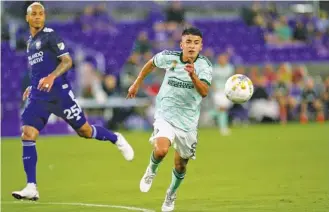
[22,27,86,131]
[27,27,70,101]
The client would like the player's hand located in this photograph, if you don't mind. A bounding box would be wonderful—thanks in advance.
[38,74,56,92]
[23,86,31,101]
[127,83,139,99]
[184,60,195,78]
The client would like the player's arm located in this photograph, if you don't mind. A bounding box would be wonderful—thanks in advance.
[38,54,72,92]
[127,59,155,98]
[49,54,73,78]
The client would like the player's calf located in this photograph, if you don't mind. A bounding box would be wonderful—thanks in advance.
[13,126,39,200]
[140,138,170,192]
[76,122,134,161]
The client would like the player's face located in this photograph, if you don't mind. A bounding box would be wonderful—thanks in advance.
[180,35,203,60]
[26,5,45,29]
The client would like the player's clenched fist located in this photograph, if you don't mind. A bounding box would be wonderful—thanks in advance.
[38,74,56,92]
[127,83,139,99]
[184,63,195,78]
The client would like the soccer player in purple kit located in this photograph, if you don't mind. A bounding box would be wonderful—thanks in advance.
[12,2,134,201]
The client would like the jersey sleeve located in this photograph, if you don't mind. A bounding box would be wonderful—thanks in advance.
[48,31,69,58]
[152,50,170,69]
[198,63,213,86]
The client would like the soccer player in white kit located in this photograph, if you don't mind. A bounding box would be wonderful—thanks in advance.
[212,53,234,135]
[127,27,212,212]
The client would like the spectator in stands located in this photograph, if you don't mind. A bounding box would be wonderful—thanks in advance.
[226,46,243,65]
[275,16,292,43]
[165,1,186,31]
[77,57,118,103]
[249,76,279,122]
[120,54,141,94]
[1,15,10,41]
[235,66,246,75]
[287,70,303,121]
[322,76,329,119]
[93,3,118,34]
[316,11,329,34]
[202,47,215,64]
[80,5,94,32]
[133,31,153,63]
[293,20,308,42]
[241,2,262,26]
[263,64,277,84]
[248,66,260,84]
[265,16,293,46]
[300,77,325,123]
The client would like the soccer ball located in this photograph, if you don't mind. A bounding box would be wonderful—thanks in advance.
[224,74,254,104]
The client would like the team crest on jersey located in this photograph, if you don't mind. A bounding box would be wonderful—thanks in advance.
[169,60,178,71]
[57,42,65,50]
[35,40,41,50]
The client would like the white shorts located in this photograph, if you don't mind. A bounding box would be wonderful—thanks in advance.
[149,118,198,160]
[213,90,232,109]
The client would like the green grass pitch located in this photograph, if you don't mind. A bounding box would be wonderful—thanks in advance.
[1,123,329,212]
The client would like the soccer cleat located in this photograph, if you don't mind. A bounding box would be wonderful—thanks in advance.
[12,183,39,201]
[140,166,156,192]
[161,189,176,212]
[115,132,134,161]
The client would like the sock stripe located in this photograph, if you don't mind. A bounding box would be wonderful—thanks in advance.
[22,141,36,146]
[173,169,185,179]
[151,151,162,164]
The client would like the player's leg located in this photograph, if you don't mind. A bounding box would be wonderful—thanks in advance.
[12,100,50,201]
[300,102,308,123]
[161,129,197,212]
[56,89,134,160]
[314,99,325,122]
[140,137,171,192]
[140,119,174,192]
[162,151,188,212]
[75,122,134,161]
[213,91,231,135]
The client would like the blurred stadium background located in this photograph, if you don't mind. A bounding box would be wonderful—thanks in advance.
[1,1,329,212]
[1,1,329,136]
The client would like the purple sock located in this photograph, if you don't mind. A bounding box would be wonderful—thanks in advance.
[22,140,37,184]
[91,125,118,144]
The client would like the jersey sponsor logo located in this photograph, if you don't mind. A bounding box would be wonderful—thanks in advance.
[168,77,194,89]
[57,42,65,50]
[28,51,44,66]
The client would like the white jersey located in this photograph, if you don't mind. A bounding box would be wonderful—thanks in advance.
[212,63,234,91]
[152,50,213,132]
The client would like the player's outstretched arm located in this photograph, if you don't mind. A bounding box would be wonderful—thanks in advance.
[127,59,155,98]
[38,54,73,92]
[184,63,209,97]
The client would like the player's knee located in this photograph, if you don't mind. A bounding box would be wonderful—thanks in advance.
[21,126,38,140]
[154,147,169,158]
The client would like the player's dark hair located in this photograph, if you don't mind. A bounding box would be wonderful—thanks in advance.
[182,27,203,38]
